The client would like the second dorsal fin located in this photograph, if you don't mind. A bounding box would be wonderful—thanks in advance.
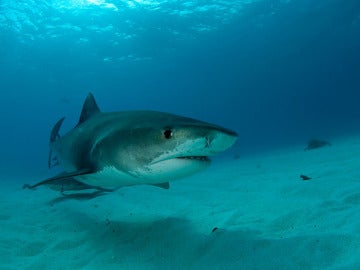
[77,93,101,126]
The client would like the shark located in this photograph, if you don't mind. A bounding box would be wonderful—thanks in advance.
[25,93,237,195]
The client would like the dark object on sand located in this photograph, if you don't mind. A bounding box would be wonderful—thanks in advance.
[304,139,331,151]
[211,227,219,233]
[300,175,312,181]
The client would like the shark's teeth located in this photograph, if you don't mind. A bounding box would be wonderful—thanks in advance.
[177,156,210,161]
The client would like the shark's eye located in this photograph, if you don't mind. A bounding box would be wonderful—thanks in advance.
[163,129,173,139]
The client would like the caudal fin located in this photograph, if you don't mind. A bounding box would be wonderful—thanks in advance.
[48,117,65,168]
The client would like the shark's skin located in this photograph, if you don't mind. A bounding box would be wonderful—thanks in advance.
[26,93,238,192]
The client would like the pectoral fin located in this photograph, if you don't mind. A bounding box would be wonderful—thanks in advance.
[150,182,170,189]
[24,169,94,190]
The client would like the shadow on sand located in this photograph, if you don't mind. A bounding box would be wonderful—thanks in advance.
[60,210,353,270]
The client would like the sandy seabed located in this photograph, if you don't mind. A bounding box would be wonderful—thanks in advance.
[1,135,360,270]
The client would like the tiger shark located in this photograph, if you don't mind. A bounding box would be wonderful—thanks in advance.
[25,93,237,194]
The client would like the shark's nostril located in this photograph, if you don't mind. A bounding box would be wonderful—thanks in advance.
[205,136,211,148]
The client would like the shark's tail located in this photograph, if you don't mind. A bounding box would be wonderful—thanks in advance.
[48,117,65,168]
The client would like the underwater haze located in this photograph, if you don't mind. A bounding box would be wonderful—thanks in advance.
[1,1,360,269]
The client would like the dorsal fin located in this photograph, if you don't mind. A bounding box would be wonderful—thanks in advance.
[77,93,101,126]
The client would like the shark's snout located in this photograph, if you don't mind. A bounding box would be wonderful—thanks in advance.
[207,128,238,155]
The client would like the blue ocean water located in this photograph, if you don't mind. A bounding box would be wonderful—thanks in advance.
[0,0,359,176]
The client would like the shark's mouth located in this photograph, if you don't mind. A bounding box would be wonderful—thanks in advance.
[176,156,210,161]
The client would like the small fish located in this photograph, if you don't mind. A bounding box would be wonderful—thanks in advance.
[300,175,312,181]
[304,139,331,151]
